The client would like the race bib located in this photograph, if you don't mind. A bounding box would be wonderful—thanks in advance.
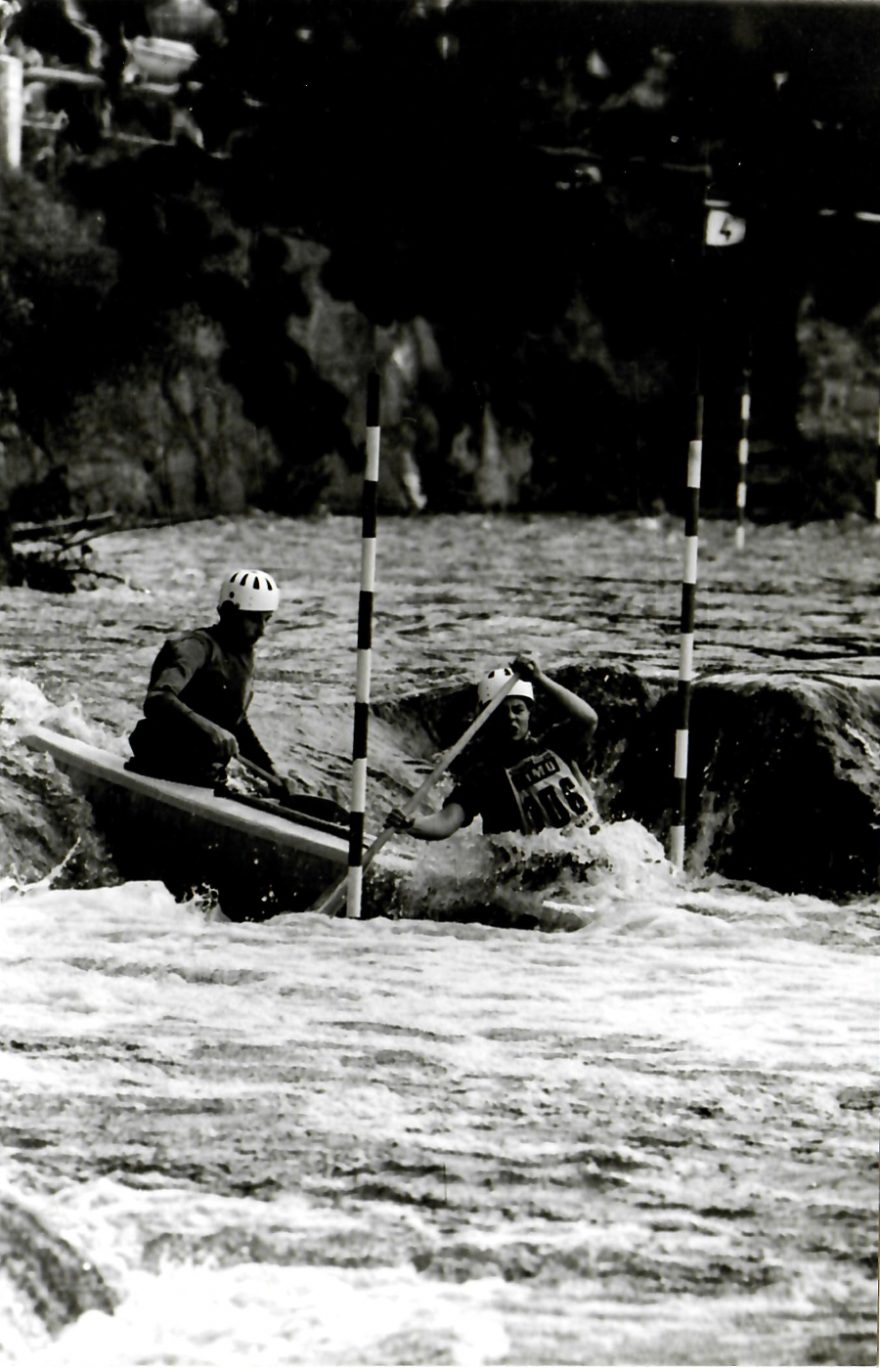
[503,748,600,835]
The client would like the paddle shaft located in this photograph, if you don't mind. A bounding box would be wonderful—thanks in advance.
[235,754,285,793]
[310,670,519,918]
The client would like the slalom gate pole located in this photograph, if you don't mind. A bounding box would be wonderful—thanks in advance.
[875,401,880,521]
[735,375,751,550]
[670,393,703,871]
[346,370,381,920]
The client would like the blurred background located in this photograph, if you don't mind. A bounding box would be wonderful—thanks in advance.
[0,0,878,556]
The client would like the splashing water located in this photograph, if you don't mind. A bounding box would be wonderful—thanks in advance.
[0,514,876,1366]
[376,815,675,930]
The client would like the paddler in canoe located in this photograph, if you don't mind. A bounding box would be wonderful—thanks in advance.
[385,654,601,841]
[127,567,298,796]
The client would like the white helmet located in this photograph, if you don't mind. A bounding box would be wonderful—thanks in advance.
[218,568,280,612]
[477,665,534,707]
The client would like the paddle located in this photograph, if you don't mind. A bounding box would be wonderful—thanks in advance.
[309,668,519,919]
[233,755,347,825]
[236,754,287,793]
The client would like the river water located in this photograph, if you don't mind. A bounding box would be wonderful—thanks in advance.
[0,512,877,1366]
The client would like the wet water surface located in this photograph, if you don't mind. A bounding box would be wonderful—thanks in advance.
[0,513,877,1365]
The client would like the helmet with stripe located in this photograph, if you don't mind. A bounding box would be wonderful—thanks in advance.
[218,568,280,612]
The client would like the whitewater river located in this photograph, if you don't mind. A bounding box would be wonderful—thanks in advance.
[0,512,877,1366]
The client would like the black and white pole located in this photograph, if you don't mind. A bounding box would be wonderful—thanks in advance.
[346,371,381,920]
[670,394,703,871]
[735,377,751,550]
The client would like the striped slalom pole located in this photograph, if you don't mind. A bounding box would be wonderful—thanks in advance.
[346,371,381,920]
[734,377,751,550]
[670,393,703,871]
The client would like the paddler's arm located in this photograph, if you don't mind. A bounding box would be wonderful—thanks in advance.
[513,653,598,737]
[145,689,239,762]
[143,638,239,762]
[234,714,278,776]
[385,801,467,841]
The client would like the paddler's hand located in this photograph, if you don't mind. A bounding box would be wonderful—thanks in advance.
[511,652,543,686]
[384,807,415,832]
[201,720,239,763]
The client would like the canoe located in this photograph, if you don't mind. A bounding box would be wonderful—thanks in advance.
[24,726,352,921]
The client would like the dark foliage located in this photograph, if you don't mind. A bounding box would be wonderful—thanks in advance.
[0,173,118,437]
[4,0,880,516]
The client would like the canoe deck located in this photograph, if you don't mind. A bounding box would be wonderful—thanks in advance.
[24,727,351,920]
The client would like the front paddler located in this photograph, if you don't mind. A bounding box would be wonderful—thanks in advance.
[127,567,296,794]
[385,654,601,841]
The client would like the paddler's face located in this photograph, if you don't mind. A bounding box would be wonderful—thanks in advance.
[500,697,531,743]
[233,610,273,647]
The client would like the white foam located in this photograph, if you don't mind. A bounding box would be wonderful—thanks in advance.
[27,1263,509,1367]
